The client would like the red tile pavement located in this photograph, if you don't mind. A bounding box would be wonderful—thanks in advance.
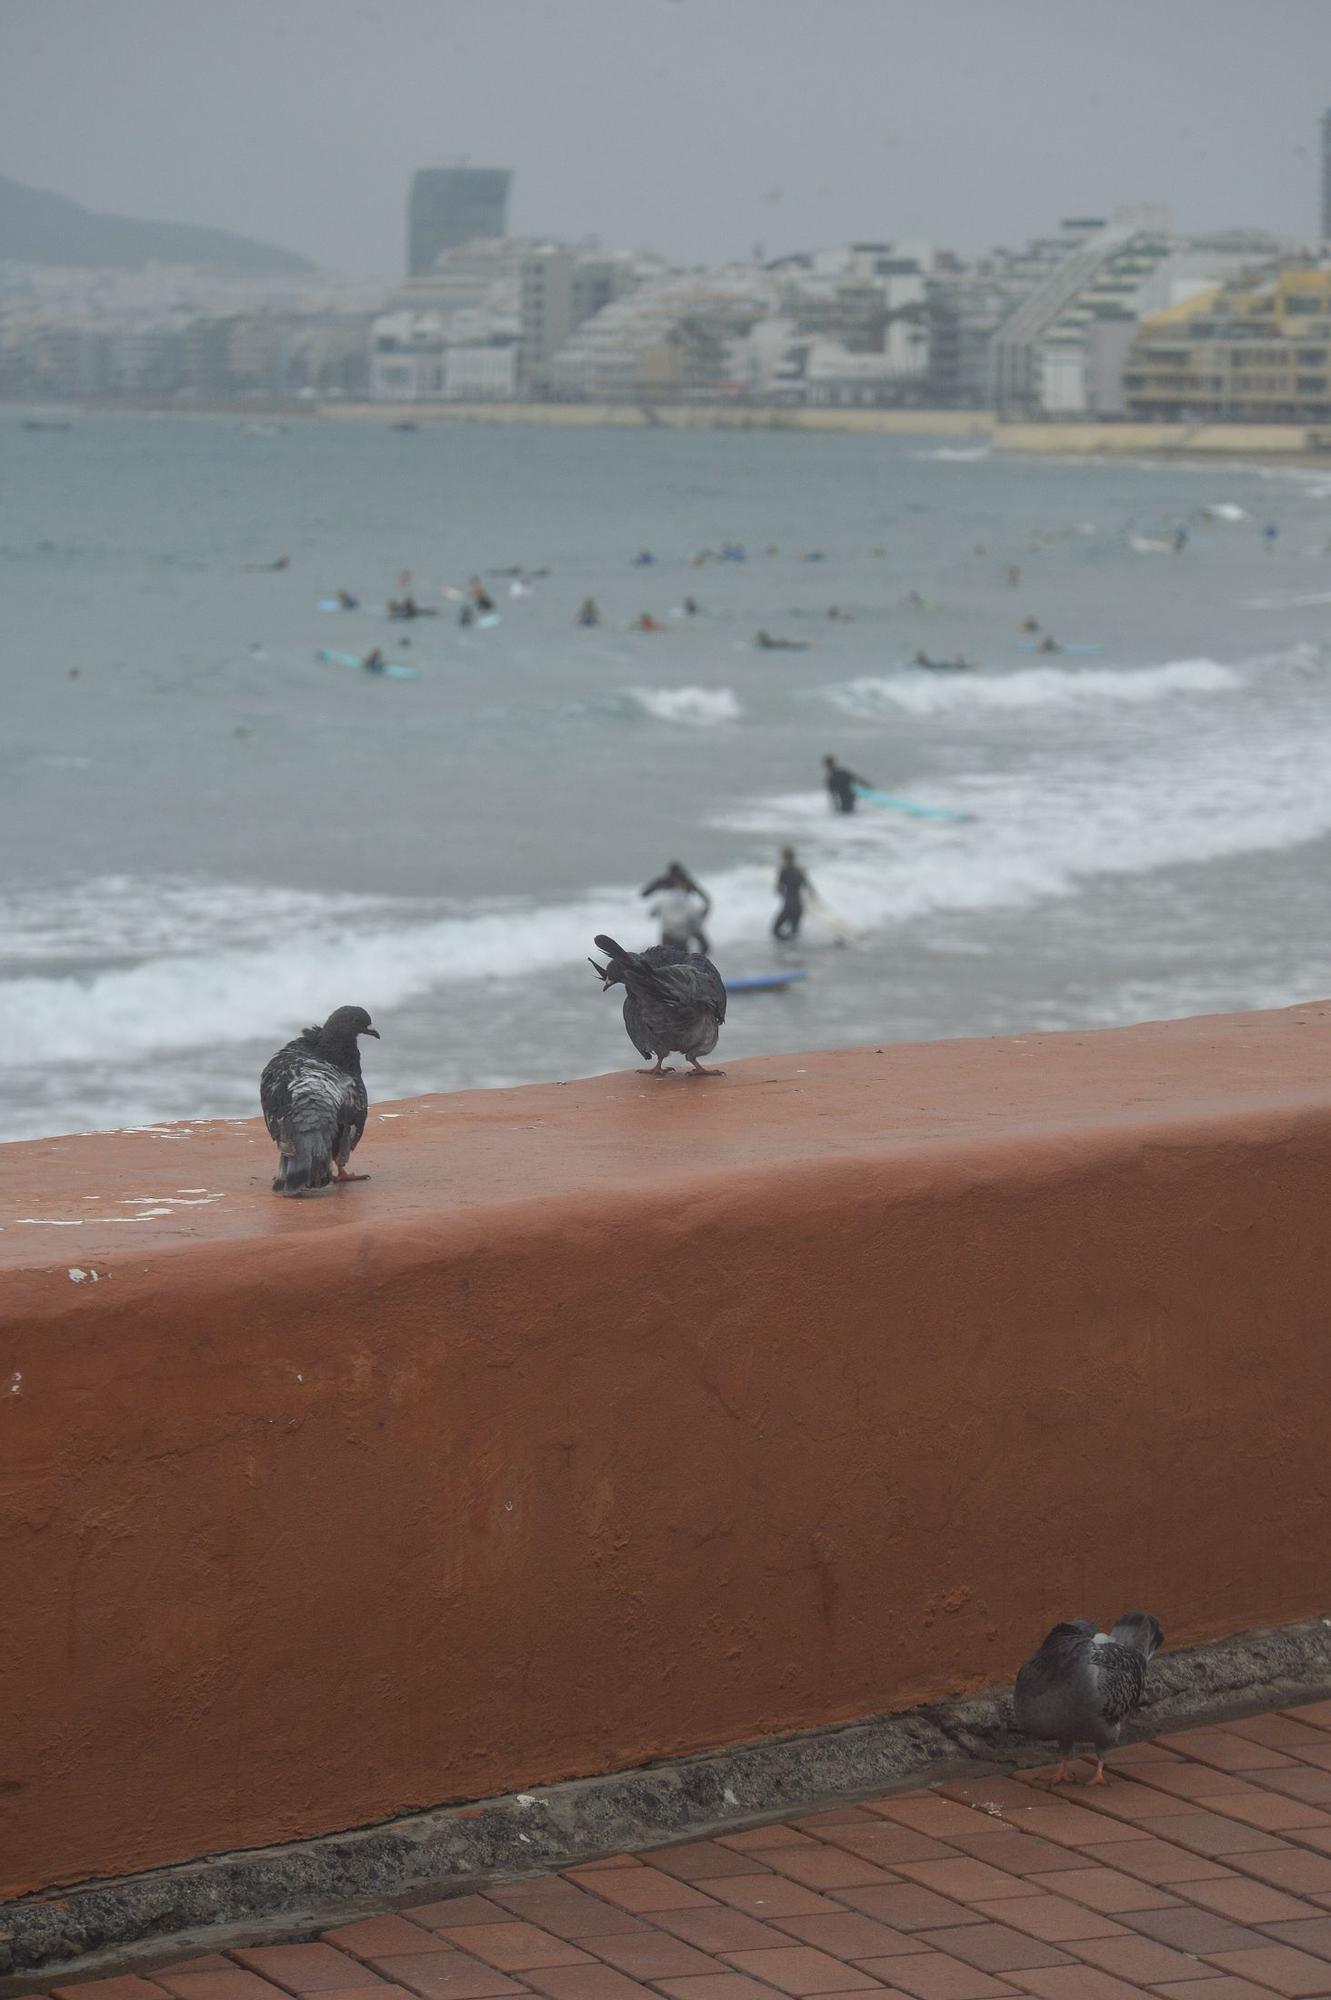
[34,1699,1331,2000]
[718,1946,884,1994]
[445,1928,594,1973]
[408,1902,515,1931]
[232,1945,395,1991]
[582,1939,720,1981]
[1199,1947,1331,1996]
[323,1921,455,1961]
[155,1976,294,2000]
[357,1958,526,2000]
[969,1898,1134,1943]
[655,1980,790,2000]
[49,1985,182,2000]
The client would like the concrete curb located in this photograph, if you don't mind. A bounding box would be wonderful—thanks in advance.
[5,1616,1328,1990]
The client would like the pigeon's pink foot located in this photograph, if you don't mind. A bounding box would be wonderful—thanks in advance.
[1049,1760,1073,1786]
[638,1060,673,1075]
[1088,1760,1108,1786]
[687,1062,725,1076]
[335,1167,370,1182]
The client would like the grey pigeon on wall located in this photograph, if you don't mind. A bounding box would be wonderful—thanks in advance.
[1013,1611,1163,1785]
[260,1005,379,1194]
[589,934,727,1075]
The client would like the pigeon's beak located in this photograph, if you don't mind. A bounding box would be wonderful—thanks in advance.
[364,1027,380,1039]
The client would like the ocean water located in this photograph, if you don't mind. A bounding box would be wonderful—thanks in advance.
[3,411,1331,1142]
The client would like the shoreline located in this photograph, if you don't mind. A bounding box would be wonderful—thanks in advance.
[8,395,1331,456]
[317,402,1331,457]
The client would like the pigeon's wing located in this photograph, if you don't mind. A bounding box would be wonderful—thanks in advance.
[334,1073,369,1164]
[694,954,727,1024]
[622,993,655,1062]
[260,1042,304,1147]
[1013,1624,1096,1741]
[649,956,725,1022]
[1089,1641,1147,1726]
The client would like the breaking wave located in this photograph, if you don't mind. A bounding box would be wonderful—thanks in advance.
[820,659,1241,718]
[619,685,742,726]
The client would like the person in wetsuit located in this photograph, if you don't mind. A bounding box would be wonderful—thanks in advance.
[576,597,602,627]
[641,861,711,954]
[773,846,810,940]
[824,753,869,813]
[362,648,386,674]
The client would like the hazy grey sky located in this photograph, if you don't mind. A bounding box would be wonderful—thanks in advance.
[3,0,1327,273]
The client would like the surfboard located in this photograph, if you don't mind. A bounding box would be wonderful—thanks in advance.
[476,612,502,629]
[725,970,808,993]
[1016,641,1104,656]
[316,647,417,682]
[852,784,971,823]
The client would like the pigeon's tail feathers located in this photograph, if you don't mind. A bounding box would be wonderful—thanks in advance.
[592,934,673,998]
[1108,1611,1163,1660]
[280,1126,333,1194]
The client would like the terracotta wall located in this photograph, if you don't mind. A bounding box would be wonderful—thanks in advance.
[4,1006,1331,1898]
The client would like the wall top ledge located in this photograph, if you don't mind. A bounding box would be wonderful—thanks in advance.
[3,1003,1330,1283]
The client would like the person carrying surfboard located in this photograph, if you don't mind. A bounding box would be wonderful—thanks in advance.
[823,753,870,814]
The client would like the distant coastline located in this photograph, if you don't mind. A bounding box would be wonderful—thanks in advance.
[317,403,1331,457]
[7,396,1330,457]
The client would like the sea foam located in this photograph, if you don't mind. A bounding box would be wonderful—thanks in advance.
[820,659,1240,719]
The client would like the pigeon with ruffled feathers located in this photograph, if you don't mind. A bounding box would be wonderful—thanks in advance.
[260,1005,379,1194]
[1013,1611,1163,1784]
[589,934,726,1075]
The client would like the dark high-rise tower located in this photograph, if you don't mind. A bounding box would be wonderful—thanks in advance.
[1322,110,1331,244]
[407,168,512,276]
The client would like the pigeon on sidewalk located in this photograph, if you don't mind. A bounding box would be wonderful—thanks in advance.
[260,1005,380,1194]
[1013,1611,1163,1785]
[589,934,727,1076]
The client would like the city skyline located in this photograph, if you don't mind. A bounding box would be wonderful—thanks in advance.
[2,0,1329,277]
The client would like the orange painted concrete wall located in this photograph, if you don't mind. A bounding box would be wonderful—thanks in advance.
[4,1006,1331,1898]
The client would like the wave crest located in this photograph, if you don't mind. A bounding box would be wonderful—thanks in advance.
[821,660,1241,718]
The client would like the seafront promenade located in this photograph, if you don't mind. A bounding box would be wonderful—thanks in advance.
[18,1696,1331,1997]
[4,1002,1330,1953]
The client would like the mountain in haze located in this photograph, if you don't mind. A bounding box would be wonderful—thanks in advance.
[0,172,315,275]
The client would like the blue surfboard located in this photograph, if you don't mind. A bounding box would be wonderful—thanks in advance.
[316,647,417,682]
[853,784,971,823]
[726,970,808,993]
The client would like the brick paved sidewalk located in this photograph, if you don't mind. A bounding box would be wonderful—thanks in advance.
[42,1702,1331,2000]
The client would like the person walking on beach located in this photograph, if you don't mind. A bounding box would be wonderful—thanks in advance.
[773,847,811,940]
[824,752,869,814]
[647,863,711,954]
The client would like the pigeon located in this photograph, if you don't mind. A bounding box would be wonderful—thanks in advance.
[589,934,727,1075]
[260,1005,380,1194]
[1013,1611,1163,1785]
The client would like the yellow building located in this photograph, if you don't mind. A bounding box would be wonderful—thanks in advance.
[1123,267,1331,420]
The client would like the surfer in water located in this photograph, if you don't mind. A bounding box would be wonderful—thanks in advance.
[362,648,386,675]
[773,847,811,940]
[756,630,810,651]
[1037,634,1062,654]
[824,753,869,814]
[576,597,602,627]
[647,863,711,954]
